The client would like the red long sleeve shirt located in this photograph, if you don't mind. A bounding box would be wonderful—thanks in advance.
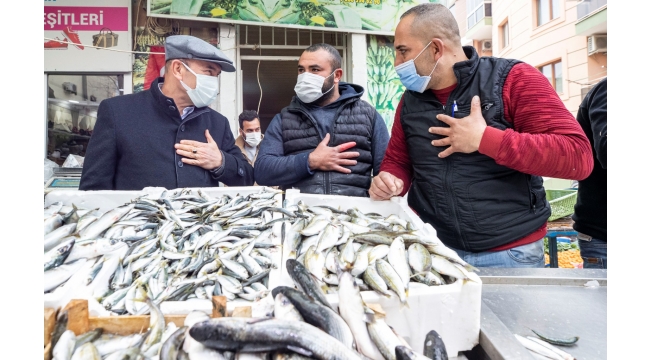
[381,62,594,251]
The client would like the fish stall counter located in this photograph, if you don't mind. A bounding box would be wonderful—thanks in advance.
[472,268,607,360]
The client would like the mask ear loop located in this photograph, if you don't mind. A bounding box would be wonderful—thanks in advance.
[321,69,338,96]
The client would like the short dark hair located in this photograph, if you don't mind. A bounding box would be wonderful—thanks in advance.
[400,3,461,45]
[304,43,342,71]
[238,110,259,129]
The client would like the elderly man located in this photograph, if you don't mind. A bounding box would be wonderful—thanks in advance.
[254,43,389,197]
[80,35,253,190]
[369,4,594,268]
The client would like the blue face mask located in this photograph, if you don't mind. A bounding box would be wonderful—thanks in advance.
[395,41,438,93]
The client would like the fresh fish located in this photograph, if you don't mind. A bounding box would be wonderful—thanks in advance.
[408,243,433,274]
[45,238,75,271]
[52,329,76,360]
[515,334,565,360]
[44,224,77,252]
[45,259,87,292]
[376,259,408,306]
[367,317,403,360]
[337,271,384,360]
[368,244,390,263]
[73,328,103,351]
[189,318,362,360]
[304,246,327,281]
[70,342,101,360]
[93,333,144,357]
[430,255,475,283]
[285,259,333,310]
[45,214,64,235]
[395,346,431,360]
[79,204,135,240]
[388,237,411,292]
[316,224,339,253]
[65,238,126,263]
[351,245,372,277]
[338,232,357,270]
[274,292,304,322]
[272,286,354,349]
[300,218,330,237]
[363,262,392,297]
[423,329,449,360]
[325,248,341,273]
[160,326,188,360]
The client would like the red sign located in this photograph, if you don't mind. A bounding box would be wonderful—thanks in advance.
[44,6,128,31]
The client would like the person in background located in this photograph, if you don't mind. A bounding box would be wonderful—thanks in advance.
[369,4,594,268]
[572,78,607,269]
[80,35,253,190]
[235,110,263,166]
[254,43,389,197]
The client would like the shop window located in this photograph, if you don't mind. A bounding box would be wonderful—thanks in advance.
[46,74,124,166]
[538,60,563,93]
[500,20,509,49]
[536,0,560,27]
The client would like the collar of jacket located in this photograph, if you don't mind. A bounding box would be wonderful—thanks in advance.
[235,134,263,163]
[150,77,210,122]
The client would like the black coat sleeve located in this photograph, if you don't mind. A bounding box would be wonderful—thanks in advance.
[588,79,607,169]
[210,119,254,186]
[79,100,117,190]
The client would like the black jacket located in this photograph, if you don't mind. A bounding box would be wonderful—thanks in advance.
[279,86,376,197]
[572,78,607,240]
[79,78,254,190]
[401,46,550,252]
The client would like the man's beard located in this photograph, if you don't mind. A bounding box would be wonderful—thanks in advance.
[314,75,336,106]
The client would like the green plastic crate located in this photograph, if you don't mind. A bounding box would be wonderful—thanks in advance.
[546,189,578,221]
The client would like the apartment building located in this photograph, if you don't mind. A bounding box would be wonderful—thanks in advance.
[449,0,607,114]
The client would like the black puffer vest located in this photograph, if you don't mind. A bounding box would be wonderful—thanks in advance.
[401,46,550,251]
[281,87,375,197]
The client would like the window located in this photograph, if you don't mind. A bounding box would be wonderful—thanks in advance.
[538,60,563,93]
[537,0,560,27]
[467,1,492,30]
[501,21,510,49]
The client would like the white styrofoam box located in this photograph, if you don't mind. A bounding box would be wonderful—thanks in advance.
[44,186,283,315]
[282,189,481,358]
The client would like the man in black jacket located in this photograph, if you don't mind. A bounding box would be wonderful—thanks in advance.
[572,78,607,268]
[80,35,254,190]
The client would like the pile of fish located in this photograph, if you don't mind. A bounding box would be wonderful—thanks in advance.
[44,187,285,314]
[49,260,449,360]
[280,202,479,306]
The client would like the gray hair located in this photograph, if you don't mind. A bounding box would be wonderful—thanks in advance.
[400,3,461,46]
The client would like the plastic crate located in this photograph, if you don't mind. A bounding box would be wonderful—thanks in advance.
[546,189,578,221]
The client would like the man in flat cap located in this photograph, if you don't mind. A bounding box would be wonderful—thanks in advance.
[80,35,254,190]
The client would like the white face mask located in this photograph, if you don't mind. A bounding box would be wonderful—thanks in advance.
[244,131,262,147]
[179,62,220,108]
[294,71,335,104]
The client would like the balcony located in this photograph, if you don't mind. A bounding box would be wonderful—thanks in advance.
[465,1,492,40]
[575,0,607,36]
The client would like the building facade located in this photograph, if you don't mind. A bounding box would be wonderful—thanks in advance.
[450,0,607,114]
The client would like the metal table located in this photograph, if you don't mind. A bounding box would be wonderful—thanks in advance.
[466,268,607,360]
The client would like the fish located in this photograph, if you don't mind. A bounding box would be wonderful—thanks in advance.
[52,329,76,360]
[45,214,64,235]
[274,292,304,322]
[351,245,371,277]
[73,328,103,351]
[408,243,432,274]
[525,336,575,360]
[160,326,188,360]
[375,259,408,306]
[189,317,362,360]
[45,238,75,271]
[367,317,404,360]
[70,342,101,360]
[515,334,565,360]
[285,259,334,310]
[388,237,411,292]
[337,271,384,360]
[271,286,354,349]
[45,259,87,292]
[363,262,392,297]
[304,246,327,281]
[79,204,135,240]
[429,255,476,283]
[44,224,77,252]
[395,345,431,360]
[423,329,449,360]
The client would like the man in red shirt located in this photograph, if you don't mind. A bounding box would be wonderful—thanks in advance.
[369,4,594,268]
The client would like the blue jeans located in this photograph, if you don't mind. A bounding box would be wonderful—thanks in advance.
[579,237,607,269]
[449,239,545,268]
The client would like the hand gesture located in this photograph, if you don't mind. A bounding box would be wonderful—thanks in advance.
[369,171,404,200]
[429,95,487,158]
[308,133,359,174]
[175,129,223,170]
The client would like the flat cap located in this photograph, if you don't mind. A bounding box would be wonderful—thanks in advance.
[165,35,235,72]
